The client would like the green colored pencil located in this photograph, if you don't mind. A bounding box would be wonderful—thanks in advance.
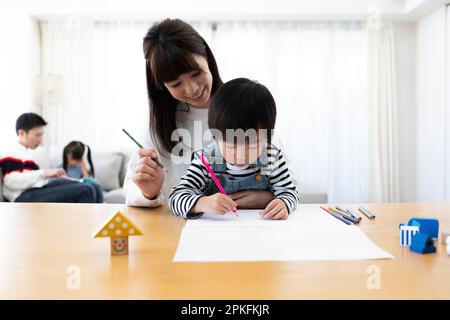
[358,207,375,219]
[122,128,165,169]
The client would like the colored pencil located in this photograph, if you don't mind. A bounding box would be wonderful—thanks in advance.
[329,207,359,224]
[345,208,361,220]
[358,207,376,219]
[335,206,362,222]
[320,207,352,225]
[200,154,238,217]
[122,128,165,169]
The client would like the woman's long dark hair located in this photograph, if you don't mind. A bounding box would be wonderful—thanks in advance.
[62,141,95,177]
[143,18,223,155]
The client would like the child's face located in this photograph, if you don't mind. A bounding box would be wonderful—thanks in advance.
[164,54,213,109]
[218,137,265,167]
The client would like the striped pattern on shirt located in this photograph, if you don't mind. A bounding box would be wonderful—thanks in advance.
[169,144,299,219]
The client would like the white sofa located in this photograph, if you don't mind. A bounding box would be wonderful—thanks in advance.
[0,149,129,204]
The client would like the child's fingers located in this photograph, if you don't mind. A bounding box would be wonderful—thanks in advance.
[262,207,279,219]
[272,210,288,220]
[211,199,229,215]
[222,195,237,211]
[260,200,277,216]
[262,202,284,219]
[217,203,231,214]
[218,198,235,212]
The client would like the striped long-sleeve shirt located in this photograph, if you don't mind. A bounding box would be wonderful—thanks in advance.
[169,144,299,219]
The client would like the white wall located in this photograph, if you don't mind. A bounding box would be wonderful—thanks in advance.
[0,6,40,147]
[415,6,447,201]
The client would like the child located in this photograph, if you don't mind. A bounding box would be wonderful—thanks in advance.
[61,141,95,179]
[169,78,299,219]
[57,141,104,203]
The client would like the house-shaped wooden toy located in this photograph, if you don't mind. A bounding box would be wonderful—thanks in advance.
[93,210,143,256]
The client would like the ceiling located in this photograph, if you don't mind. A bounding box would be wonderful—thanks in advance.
[2,0,449,22]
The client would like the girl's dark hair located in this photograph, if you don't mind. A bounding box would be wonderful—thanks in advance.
[208,78,277,143]
[143,18,223,154]
[62,141,95,177]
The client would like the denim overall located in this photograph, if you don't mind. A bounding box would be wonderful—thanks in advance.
[200,143,272,196]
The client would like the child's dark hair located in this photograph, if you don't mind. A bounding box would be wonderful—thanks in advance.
[143,18,223,154]
[208,78,277,143]
[15,113,47,134]
[62,141,95,177]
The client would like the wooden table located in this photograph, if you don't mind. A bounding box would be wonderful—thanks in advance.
[0,202,449,299]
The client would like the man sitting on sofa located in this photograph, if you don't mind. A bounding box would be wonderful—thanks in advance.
[0,112,100,203]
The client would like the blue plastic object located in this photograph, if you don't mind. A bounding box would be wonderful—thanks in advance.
[409,232,436,254]
[82,178,95,184]
[407,217,439,239]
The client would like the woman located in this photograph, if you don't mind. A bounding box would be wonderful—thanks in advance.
[123,18,275,210]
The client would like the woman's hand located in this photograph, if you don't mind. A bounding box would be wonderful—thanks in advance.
[193,194,237,215]
[133,148,165,199]
[260,199,288,220]
[229,190,273,209]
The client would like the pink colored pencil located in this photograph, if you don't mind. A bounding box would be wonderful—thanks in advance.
[200,154,238,217]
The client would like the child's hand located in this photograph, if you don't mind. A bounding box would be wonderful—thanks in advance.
[193,194,237,215]
[260,199,288,220]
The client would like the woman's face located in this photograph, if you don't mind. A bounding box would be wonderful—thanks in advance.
[164,54,213,109]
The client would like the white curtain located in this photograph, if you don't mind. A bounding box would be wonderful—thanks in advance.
[38,20,398,203]
[367,22,399,202]
[209,22,370,202]
[39,20,212,153]
[40,20,148,154]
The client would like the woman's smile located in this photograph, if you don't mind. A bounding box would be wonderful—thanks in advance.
[188,86,206,102]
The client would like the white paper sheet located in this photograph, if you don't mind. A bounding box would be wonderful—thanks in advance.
[173,209,394,262]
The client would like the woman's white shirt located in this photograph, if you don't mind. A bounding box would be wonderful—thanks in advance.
[123,105,210,207]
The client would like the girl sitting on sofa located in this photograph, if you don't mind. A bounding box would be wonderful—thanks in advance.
[56,141,104,203]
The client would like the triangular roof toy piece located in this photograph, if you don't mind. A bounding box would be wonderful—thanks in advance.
[93,210,143,256]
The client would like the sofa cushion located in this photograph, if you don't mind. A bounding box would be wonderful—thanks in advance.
[299,184,328,204]
[103,188,125,204]
[92,152,124,192]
